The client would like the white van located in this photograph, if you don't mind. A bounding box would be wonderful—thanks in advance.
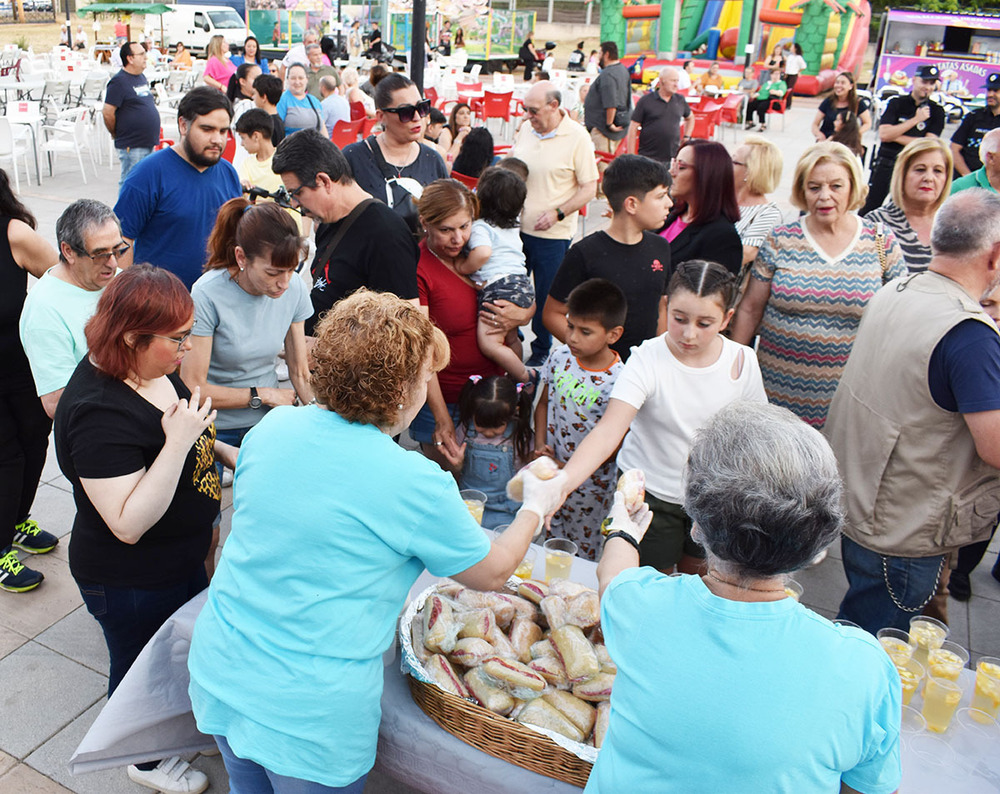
[161,5,247,55]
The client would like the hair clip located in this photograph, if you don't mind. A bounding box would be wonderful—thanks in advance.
[468,375,482,384]
[515,382,524,393]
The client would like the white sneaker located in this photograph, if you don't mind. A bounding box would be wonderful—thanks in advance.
[275,360,289,381]
[221,467,234,488]
[127,757,209,793]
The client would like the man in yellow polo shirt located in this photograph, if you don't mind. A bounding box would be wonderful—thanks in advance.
[511,81,598,367]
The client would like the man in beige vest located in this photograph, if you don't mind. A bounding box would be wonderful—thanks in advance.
[826,189,1000,633]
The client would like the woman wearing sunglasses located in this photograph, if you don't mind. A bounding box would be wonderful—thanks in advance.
[343,72,448,236]
[55,264,235,794]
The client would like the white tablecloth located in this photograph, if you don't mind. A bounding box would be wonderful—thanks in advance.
[68,559,999,792]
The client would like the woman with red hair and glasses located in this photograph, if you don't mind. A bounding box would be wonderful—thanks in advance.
[54,264,235,794]
[659,140,743,275]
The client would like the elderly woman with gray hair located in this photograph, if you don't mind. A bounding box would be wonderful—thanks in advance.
[585,402,901,793]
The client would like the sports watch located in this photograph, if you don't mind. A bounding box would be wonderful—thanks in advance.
[249,386,262,409]
[556,208,565,221]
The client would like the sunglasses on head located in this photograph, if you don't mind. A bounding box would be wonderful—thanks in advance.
[382,98,432,123]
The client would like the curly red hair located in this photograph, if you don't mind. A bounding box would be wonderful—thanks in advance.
[311,290,449,426]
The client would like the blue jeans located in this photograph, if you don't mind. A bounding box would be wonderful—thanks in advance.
[837,535,946,635]
[521,233,571,364]
[215,735,368,794]
[215,425,252,478]
[78,568,208,697]
[117,146,153,188]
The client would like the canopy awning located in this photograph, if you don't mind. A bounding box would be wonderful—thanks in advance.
[80,3,175,14]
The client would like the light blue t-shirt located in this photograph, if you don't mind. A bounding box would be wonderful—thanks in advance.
[276,90,323,134]
[191,268,312,430]
[468,219,528,287]
[188,406,491,787]
[321,93,351,134]
[18,268,105,396]
[586,569,901,794]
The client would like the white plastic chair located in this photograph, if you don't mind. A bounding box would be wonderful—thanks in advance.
[0,117,32,192]
[40,108,89,183]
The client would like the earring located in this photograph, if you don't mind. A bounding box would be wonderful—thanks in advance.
[240,266,245,271]
[397,403,404,410]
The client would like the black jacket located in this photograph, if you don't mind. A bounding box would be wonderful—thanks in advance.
[662,212,743,276]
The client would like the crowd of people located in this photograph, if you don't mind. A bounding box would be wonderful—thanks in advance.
[4,38,1000,794]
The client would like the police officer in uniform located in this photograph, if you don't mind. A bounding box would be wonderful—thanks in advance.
[863,64,945,214]
[950,72,1000,178]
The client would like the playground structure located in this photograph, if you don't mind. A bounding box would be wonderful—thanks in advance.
[605,0,872,95]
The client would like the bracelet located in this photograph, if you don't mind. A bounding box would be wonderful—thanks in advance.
[605,530,640,554]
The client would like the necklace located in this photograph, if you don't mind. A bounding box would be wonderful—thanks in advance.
[706,570,787,595]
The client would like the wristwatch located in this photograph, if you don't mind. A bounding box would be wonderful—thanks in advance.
[556,208,565,221]
[249,386,262,409]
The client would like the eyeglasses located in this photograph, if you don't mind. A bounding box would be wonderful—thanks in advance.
[382,98,432,123]
[287,182,317,204]
[80,242,131,265]
[150,332,192,352]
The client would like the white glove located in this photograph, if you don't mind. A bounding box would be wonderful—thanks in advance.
[519,466,568,522]
[603,491,653,544]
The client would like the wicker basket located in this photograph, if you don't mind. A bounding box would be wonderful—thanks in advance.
[408,674,593,788]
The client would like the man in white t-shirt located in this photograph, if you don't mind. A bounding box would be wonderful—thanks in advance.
[280,29,319,81]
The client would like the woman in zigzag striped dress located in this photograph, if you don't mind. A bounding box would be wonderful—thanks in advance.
[731,142,905,428]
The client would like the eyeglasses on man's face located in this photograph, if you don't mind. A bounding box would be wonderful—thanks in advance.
[80,242,131,266]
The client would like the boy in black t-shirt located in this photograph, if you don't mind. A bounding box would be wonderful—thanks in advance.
[543,154,673,361]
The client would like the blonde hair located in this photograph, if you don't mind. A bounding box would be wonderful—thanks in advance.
[311,290,449,427]
[206,35,226,61]
[890,138,953,212]
[790,141,866,212]
[341,67,359,88]
[741,135,783,196]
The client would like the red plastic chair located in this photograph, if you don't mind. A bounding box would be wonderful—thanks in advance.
[456,81,483,93]
[360,117,378,138]
[450,170,480,190]
[475,90,514,136]
[766,89,793,131]
[719,92,747,140]
[424,86,438,106]
[349,100,367,121]
[156,127,173,151]
[222,129,236,162]
[330,118,363,148]
[690,101,724,140]
[595,136,628,166]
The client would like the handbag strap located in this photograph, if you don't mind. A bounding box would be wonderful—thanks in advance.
[875,220,888,278]
[315,198,377,283]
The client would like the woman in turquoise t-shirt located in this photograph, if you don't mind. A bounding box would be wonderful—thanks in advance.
[586,402,901,793]
[277,63,326,135]
[188,291,567,791]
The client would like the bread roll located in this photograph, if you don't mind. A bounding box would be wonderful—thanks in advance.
[481,657,547,692]
[572,671,615,701]
[464,667,515,715]
[528,655,570,689]
[594,702,611,748]
[509,616,543,663]
[550,624,600,682]
[543,690,596,736]
[617,468,646,512]
[566,590,600,629]
[540,595,570,631]
[517,580,549,604]
[457,608,496,641]
[506,456,560,502]
[423,594,459,654]
[426,654,470,698]
[516,698,585,743]
[449,637,495,668]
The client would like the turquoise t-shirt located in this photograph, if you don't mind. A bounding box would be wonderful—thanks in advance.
[188,405,491,786]
[18,268,106,396]
[585,569,901,794]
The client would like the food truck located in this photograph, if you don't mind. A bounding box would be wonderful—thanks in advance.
[872,9,1000,97]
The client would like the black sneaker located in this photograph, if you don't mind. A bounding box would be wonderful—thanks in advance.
[0,548,44,593]
[12,519,58,554]
[948,570,972,602]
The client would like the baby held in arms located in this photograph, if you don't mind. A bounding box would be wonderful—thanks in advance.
[455,166,536,385]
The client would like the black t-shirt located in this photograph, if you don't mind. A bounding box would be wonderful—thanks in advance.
[568,49,585,71]
[631,90,691,163]
[307,200,419,334]
[951,107,1000,173]
[104,69,160,149]
[548,231,671,361]
[55,358,218,587]
[817,95,871,138]
[0,216,33,391]
[877,94,946,161]
[269,112,286,147]
[342,136,448,237]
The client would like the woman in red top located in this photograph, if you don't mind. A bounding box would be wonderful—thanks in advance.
[415,179,534,469]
